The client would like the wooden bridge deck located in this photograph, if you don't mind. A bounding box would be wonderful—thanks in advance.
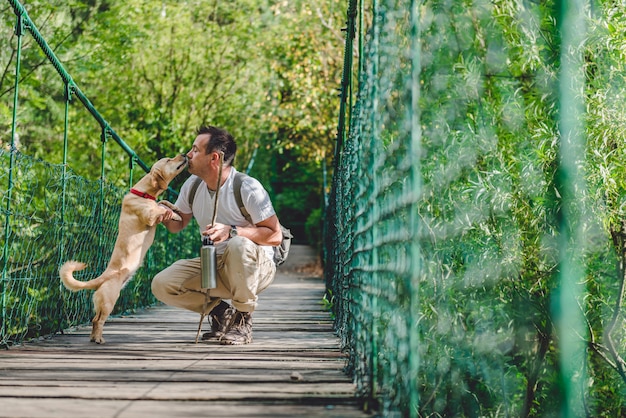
[0,246,369,418]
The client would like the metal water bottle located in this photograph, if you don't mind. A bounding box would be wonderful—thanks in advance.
[200,236,217,289]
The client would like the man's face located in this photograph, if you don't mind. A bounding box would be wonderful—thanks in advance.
[186,134,211,176]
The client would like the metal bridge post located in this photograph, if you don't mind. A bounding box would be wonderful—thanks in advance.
[1,9,26,346]
[99,128,109,252]
[554,0,590,414]
[408,0,421,414]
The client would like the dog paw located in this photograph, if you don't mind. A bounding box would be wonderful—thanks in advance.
[90,335,106,344]
[158,201,183,221]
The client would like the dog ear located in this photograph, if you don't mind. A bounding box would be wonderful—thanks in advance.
[151,170,168,191]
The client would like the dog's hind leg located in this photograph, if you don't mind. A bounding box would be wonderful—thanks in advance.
[91,279,123,344]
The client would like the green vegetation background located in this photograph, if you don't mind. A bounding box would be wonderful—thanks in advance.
[1,0,341,248]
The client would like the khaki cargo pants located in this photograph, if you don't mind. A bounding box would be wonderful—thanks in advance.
[151,236,276,314]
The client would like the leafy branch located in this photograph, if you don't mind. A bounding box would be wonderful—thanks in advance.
[606,225,626,383]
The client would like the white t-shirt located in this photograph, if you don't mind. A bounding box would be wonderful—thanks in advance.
[175,167,276,259]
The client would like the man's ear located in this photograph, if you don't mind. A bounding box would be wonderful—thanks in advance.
[211,151,224,167]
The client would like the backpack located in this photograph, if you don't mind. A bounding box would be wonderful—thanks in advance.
[188,173,293,266]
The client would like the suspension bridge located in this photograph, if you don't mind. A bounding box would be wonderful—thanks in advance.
[1,0,367,415]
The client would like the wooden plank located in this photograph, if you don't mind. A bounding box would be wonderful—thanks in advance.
[0,399,367,418]
[0,381,358,400]
[0,246,367,417]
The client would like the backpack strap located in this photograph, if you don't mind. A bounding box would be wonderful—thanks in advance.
[233,172,253,224]
[188,176,204,208]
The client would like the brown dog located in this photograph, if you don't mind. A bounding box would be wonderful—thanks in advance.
[60,154,188,344]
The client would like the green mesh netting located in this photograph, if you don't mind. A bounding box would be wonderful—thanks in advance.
[326,0,626,416]
[1,0,197,348]
[0,150,196,348]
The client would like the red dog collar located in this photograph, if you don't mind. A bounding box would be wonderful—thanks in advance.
[130,188,156,200]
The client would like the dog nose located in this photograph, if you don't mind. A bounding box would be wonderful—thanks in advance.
[176,154,189,170]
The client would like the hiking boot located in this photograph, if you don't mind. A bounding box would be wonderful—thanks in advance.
[219,311,253,345]
[202,301,236,340]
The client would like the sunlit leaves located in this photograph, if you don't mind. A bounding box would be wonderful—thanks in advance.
[2,0,343,185]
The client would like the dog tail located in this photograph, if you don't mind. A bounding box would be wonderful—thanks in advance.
[59,261,105,291]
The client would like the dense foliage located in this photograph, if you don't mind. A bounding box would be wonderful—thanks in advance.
[1,0,344,243]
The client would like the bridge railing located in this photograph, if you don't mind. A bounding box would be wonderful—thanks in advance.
[326,0,626,416]
[1,0,197,347]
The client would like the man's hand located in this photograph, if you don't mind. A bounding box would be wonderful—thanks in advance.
[157,203,178,224]
[203,223,232,243]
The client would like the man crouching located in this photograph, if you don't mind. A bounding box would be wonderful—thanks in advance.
[152,125,282,345]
